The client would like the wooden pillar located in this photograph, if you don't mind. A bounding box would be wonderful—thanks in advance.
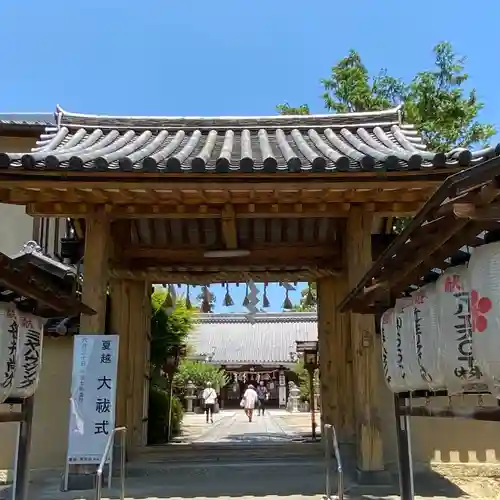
[80,215,110,333]
[317,276,355,443]
[109,279,128,429]
[110,279,150,452]
[346,206,385,479]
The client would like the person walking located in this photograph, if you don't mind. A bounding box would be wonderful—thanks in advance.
[241,384,258,422]
[202,382,217,424]
[256,380,269,416]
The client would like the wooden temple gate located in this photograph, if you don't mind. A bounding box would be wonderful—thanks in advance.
[1,105,498,478]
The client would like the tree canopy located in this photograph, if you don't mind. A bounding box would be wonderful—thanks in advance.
[150,288,194,370]
[277,42,495,152]
[277,41,495,312]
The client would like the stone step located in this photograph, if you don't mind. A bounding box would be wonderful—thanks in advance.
[132,442,325,465]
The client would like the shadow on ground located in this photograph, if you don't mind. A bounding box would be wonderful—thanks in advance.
[28,463,467,499]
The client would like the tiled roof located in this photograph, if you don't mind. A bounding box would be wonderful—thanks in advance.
[188,312,318,364]
[1,105,497,173]
[0,112,55,126]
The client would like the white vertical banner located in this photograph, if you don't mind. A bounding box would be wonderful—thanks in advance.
[66,335,119,464]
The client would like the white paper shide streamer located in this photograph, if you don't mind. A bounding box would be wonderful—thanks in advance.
[0,303,19,403]
[468,242,500,396]
[9,310,45,399]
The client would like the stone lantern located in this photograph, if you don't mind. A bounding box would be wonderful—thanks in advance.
[185,380,196,413]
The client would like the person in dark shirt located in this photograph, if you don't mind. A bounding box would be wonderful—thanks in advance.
[256,380,269,416]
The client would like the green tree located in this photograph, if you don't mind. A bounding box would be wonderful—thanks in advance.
[150,288,194,373]
[279,42,495,304]
[174,359,229,393]
[292,359,319,403]
[278,41,494,152]
[291,282,317,312]
[149,288,194,443]
[196,286,216,313]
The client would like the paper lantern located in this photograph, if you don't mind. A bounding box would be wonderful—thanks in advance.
[10,311,45,399]
[436,265,487,394]
[409,284,444,390]
[380,308,407,392]
[0,303,19,403]
[468,242,500,395]
[394,297,428,391]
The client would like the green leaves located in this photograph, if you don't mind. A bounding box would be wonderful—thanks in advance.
[403,42,495,151]
[277,42,495,152]
[174,359,229,391]
[275,103,310,115]
[150,288,194,369]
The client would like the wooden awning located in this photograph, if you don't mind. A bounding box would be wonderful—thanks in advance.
[340,154,500,313]
[0,249,95,318]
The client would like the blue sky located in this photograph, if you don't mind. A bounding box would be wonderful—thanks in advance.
[2,0,498,312]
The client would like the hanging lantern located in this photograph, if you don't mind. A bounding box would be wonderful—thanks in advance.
[263,283,270,308]
[186,285,192,309]
[224,283,234,307]
[283,289,293,310]
[242,283,250,307]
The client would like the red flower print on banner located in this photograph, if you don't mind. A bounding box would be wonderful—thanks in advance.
[470,290,492,333]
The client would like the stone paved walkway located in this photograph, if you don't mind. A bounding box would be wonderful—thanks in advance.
[172,411,236,443]
[10,410,475,500]
[193,409,291,443]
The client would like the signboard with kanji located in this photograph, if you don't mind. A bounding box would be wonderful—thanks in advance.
[65,335,119,464]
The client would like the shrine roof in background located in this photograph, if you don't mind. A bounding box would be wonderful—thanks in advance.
[0,112,55,137]
[188,312,317,365]
[1,105,499,174]
[340,155,500,314]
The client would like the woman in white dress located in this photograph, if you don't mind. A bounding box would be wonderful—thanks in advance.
[242,384,259,422]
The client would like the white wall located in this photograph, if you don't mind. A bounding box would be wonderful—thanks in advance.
[0,204,34,256]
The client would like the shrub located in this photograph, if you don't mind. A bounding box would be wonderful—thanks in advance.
[147,385,184,444]
[292,360,318,403]
[174,359,229,393]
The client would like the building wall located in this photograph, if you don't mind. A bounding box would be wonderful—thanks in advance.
[375,338,500,470]
[0,136,37,257]
[0,337,73,470]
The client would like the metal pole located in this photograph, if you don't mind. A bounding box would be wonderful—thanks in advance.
[120,429,126,500]
[394,394,414,500]
[167,377,174,442]
[14,397,35,500]
[323,424,333,499]
[309,368,316,440]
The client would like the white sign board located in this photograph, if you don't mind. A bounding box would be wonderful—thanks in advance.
[66,335,119,464]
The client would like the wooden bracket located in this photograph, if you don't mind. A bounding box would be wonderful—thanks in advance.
[221,204,238,249]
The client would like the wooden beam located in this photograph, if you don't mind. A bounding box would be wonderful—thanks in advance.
[109,267,339,285]
[110,279,149,453]
[122,243,340,266]
[317,276,355,443]
[346,206,385,475]
[25,201,423,219]
[452,202,500,220]
[221,204,238,249]
[80,215,110,333]
[127,280,149,451]
[0,178,449,193]
[110,279,128,429]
